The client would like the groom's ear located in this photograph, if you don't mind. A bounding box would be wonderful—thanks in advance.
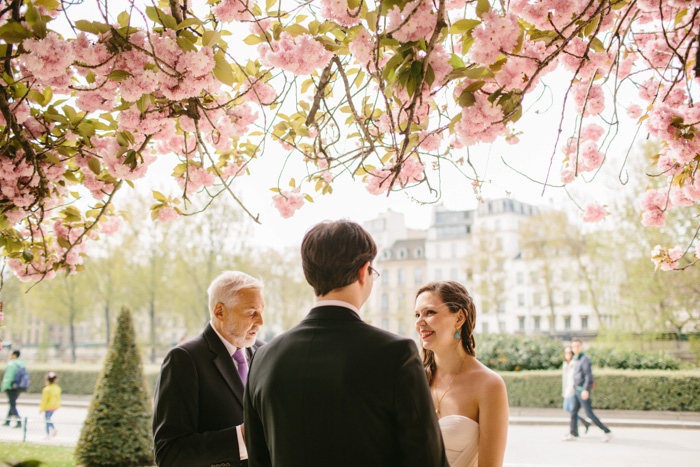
[358,261,371,286]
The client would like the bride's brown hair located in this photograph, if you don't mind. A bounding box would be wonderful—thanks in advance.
[415,281,476,385]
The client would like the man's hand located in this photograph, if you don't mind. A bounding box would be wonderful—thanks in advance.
[582,390,590,400]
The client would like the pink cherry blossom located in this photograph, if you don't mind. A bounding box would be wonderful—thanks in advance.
[157,206,180,223]
[387,0,436,42]
[320,0,361,27]
[469,10,520,65]
[212,0,253,22]
[454,94,506,146]
[22,32,75,82]
[581,203,607,222]
[259,32,333,75]
[273,188,305,218]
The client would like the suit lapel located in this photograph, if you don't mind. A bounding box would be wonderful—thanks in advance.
[204,324,245,405]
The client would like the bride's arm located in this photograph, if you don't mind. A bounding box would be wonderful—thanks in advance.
[477,373,509,467]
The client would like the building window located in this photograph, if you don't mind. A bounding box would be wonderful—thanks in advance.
[563,291,571,305]
[564,315,572,330]
[435,244,441,259]
[534,316,541,331]
[497,301,505,314]
[482,322,489,334]
[518,316,525,331]
[580,290,588,304]
[466,270,473,282]
[435,269,442,280]
[530,271,538,283]
[381,318,389,330]
[517,293,525,307]
[498,321,506,332]
[451,243,457,257]
[398,248,408,259]
[581,316,589,330]
[397,268,405,285]
[381,270,388,286]
[415,247,423,258]
[382,249,392,260]
[381,294,389,312]
[533,293,541,306]
[398,293,406,312]
[414,268,423,285]
[450,268,458,280]
[516,271,523,284]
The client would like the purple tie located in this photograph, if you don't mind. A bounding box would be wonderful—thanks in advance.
[232,348,248,385]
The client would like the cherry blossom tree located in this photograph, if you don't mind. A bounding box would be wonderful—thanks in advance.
[2,0,700,284]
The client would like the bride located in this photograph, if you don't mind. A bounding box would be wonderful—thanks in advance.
[415,281,509,467]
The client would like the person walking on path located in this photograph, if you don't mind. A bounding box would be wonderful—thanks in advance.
[39,371,61,438]
[563,339,613,442]
[562,346,591,434]
[1,350,27,428]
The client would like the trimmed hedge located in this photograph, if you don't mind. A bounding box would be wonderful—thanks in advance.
[476,334,685,371]
[0,365,161,395]
[587,348,682,370]
[502,369,700,411]
[477,334,563,371]
[4,365,699,412]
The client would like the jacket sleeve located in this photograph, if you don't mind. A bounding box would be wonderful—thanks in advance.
[153,346,241,467]
[393,340,449,467]
[581,356,594,391]
[243,351,272,467]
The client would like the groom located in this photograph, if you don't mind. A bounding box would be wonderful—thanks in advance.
[244,220,447,466]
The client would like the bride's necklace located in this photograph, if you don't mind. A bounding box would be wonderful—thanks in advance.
[433,354,467,417]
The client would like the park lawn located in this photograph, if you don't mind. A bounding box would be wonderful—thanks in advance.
[0,441,75,466]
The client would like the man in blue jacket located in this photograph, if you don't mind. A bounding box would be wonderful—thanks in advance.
[563,338,612,442]
[1,350,26,428]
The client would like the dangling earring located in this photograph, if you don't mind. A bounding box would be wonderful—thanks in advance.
[454,330,461,340]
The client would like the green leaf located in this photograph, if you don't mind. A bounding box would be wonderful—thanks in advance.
[457,90,476,107]
[243,34,263,45]
[88,157,101,175]
[22,250,34,262]
[213,51,235,86]
[118,11,130,28]
[450,19,481,34]
[266,0,277,12]
[476,0,491,17]
[153,190,167,202]
[177,17,204,29]
[74,20,111,35]
[77,121,95,138]
[449,54,465,69]
[203,30,221,47]
[107,70,133,82]
[0,22,33,43]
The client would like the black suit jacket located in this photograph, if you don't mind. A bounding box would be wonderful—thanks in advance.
[153,323,262,467]
[244,306,448,467]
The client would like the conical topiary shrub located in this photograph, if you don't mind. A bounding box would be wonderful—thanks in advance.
[75,306,154,466]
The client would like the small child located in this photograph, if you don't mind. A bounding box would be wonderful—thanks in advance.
[39,371,61,438]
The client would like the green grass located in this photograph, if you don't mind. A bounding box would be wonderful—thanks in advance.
[0,441,75,467]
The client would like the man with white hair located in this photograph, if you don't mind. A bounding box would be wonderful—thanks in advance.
[153,271,265,467]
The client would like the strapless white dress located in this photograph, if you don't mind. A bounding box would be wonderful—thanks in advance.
[439,415,479,467]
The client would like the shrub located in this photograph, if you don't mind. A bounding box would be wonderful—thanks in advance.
[477,334,563,371]
[502,369,700,411]
[587,347,682,370]
[74,307,154,466]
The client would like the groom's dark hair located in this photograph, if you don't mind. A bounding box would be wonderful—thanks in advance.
[301,220,377,297]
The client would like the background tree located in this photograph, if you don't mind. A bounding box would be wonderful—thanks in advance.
[75,306,153,467]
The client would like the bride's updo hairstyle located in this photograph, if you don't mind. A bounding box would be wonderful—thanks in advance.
[416,281,477,384]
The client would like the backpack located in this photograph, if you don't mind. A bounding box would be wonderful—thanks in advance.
[12,366,30,391]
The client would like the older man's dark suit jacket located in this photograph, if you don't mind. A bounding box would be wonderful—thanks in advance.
[244,306,448,467]
[153,323,262,467]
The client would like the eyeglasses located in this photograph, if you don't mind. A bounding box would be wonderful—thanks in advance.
[368,266,380,279]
